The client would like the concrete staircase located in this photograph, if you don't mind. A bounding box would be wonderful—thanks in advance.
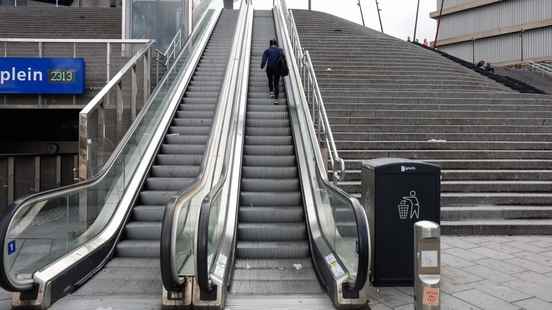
[292,9,552,235]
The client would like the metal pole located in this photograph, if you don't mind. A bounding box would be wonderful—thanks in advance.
[414,221,441,309]
[375,0,384,33]
[357,0,366,27]
[308,0,311,10]
[434,0,446,48]
[413,0,421,42]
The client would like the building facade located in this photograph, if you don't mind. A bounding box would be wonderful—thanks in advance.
[431,0,552,66]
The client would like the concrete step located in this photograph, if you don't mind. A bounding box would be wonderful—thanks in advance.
[331,124,552,134]
[442,219,552,235]
[329,117,552,126]
[333,132,552,142]
[442,206,552,221]
[339,149,552,160]
[336,140,552,150]
[343,159,552,170]
[338,169,552,181]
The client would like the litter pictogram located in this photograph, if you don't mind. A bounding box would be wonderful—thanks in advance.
[397,190,421,220]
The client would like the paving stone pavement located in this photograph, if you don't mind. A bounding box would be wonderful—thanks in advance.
[1,236,551,309]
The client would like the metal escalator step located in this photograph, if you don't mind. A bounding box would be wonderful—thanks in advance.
[243,156,296,167]
[181,97,218,104]
[145,177,195,190]
[242,166,297,178]
[232,265,317,281]
[150,165,200,177]
[245,136,292,145]
[160,144,206,155]
[165,135,209,145]
[234,258,312,270]
[241,178,299,192]
[247,104,288,112]
[247,119,289,128]
[239,206,304,223]
[156,154,203,165]
[179,103,217,110]
[237,241,309,259]
[247,98,288,105]
[174,110,215,118]
[245,145,294,156]
[132,205,165,222]
[139,191,177,205]
[230,279,323,295]
[167,125,211,135]
[116,240,160,258]
[240,192,301,206]
[124,222,161,240]
[184,91,220,98]
[238,223,306,241]
[171,117,213,126]
[245,126,291,136]
[247,111,289,119]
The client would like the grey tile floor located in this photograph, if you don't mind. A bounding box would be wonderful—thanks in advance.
[1,236,551,309]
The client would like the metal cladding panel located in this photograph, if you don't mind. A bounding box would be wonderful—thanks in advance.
[439,0,552,40]
[439,41,473,61]
[437,0,470,10]
[474,32,522,64]
[440,27,552,64]
[524,26,552,59]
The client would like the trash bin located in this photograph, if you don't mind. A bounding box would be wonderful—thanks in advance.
[360,158,441,286]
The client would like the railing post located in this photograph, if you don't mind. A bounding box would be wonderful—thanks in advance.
[106,42,112,82]
[34,156,41,193]
[7,157,14,205]
[116,81,124,140]
[38,41,43,105]
[144,49,151,102]
[131,64,138,121]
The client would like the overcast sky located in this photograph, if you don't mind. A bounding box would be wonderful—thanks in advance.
[253,0,437,42]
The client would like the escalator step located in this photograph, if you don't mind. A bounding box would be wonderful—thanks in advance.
[125,222,161,240]
[240,192,301,206]
[239,206,304,223]
[165,135,209,145]
[145,177,195,191]
[156,154,203,165]
[132,205,165,222]
[237,241,309,259]
[245,136,292,145]
[150,165,200,177]
[238,223,306,241]
[245,127,291,136]
[241,178,299,192]
[160,144,206,154]
[116,240,160,258]
[245,145,294,156]
[139,191,177,205]
[242,156,296,167]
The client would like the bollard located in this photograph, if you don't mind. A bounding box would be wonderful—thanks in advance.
[414,221,440,309]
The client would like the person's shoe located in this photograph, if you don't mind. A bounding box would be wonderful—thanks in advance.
[273,97,279,105]
[270,93,275,98]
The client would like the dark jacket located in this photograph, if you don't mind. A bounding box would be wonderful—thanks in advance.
[261,47,284,69]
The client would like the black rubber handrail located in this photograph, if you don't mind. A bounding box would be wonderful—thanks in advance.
[196,199,214,295]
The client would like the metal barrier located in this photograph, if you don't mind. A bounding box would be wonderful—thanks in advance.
[528,61,552,76]
[414,221,441,309]
[285,10,345,182]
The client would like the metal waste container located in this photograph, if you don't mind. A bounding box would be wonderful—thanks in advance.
[360,158,440,286]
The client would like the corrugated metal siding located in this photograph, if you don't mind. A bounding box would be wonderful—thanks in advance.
[524,26,552,59]
[439,0,552,40]
[440,41,473,61]
[440,26,552,64]
[437,0,473,10]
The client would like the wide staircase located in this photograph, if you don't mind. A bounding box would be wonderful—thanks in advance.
[293,9,552,235]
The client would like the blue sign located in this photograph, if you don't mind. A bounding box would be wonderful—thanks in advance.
[0,57,85,94]
[7,240,16,255]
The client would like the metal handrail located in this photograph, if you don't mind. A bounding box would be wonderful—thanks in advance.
[286,10,345,182]
[161,3,249,293]
[528,61,552,75]
[195,0,253,298]
[273,0,371,301]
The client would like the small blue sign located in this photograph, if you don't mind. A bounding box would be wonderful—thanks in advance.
[7,240,16,255]
[0,57,85,94]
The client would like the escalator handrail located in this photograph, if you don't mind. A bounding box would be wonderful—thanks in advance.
[195,1,253,295]
[0,7,216,293]
[273,0,371,295]
[161,3,250,292]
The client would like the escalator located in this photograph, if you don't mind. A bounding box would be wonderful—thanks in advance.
[49,11,238,308]
[231,10,323,296]
[161,3,371,309]
[0,5,239,309]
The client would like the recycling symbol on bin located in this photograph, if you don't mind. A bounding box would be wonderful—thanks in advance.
[397,190,421,220]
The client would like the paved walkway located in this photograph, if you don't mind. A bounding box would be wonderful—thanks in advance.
[1,236,551,309]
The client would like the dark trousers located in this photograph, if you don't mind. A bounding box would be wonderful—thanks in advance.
[266,65,281,99]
